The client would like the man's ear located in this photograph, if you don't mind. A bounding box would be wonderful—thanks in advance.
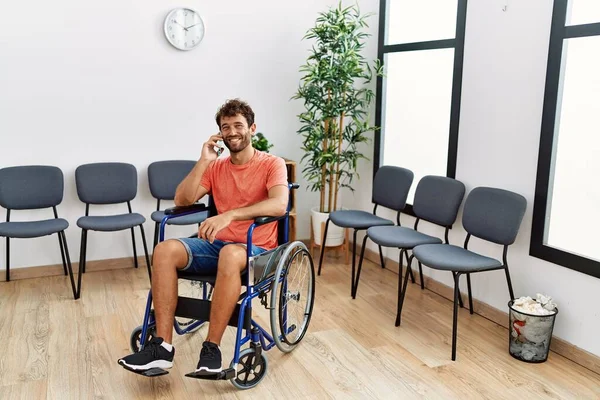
[250,123,257,135]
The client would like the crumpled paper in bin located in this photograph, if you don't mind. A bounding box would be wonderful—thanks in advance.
[509,294,558,361]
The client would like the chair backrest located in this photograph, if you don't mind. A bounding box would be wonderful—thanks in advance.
[75,162,137,205]
[0,165,64,210]
[148,160,196,201]
[372,166,414,211]
[413,175,465,227]
[462,187,527,245]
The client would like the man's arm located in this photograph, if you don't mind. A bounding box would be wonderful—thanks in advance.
[198,184,289,242]
[174,159,210,206]
[227,184,288,220]
[174,134,222,206]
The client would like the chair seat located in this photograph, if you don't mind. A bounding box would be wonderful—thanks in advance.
[77,213,145,231]
[330,210,394,229]
[151,210,208,225]
[0,218,68,238]
[367,226,442,248]
[412,244,502,272]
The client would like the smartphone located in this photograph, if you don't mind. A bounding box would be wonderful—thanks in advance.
[215,132,224,156]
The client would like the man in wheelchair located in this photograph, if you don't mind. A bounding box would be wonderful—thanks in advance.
[118,99,289,374]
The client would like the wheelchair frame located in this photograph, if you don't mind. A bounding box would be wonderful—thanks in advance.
[130,183,314,389]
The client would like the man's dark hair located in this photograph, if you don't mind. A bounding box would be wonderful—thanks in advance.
[215,99,255,128]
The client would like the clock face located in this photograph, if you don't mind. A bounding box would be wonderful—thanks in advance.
[164,8,205,51]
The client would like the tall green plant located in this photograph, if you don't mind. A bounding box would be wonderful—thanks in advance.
[293,2,383,213]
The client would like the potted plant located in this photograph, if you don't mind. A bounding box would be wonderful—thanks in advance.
[252,132,274,153]
[293,2,383,246]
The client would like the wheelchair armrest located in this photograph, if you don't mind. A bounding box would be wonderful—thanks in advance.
[253,213,287,227]
[164,203,208,216]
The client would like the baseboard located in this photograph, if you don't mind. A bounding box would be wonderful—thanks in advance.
[0,256,145,282]
[312,239,600,376]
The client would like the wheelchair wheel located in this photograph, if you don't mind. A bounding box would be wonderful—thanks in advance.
[229,348,268,390]
[130,325,156,353]
[270,241,315,353]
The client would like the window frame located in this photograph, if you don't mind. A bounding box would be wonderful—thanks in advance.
[531,0,600,278]
[373,0,468,216]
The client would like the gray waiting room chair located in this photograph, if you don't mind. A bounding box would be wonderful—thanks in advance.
[317,165,414,297]
[410,186,527,361]
[353,176,466,316]
[148,160,208,249]
[75,162,151,298]
[0,165,77,298]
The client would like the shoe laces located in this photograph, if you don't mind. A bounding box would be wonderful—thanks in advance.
[141,337,162,358]
[201,343,218,360]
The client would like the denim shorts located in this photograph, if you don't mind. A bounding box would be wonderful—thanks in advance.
[175,237,267,274]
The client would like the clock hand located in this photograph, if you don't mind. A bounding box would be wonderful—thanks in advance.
[185,23,202,29]
[174,20,188,31]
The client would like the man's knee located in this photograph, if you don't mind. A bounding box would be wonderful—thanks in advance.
[217,245,247,274]
[153,239,188,269]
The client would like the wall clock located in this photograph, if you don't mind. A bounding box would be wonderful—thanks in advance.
[164,8,205,51]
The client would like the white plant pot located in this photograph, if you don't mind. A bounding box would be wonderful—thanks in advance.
[311,206,345,247]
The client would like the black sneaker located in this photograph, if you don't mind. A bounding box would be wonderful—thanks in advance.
[195,341,222,373]
[118,337,174,371]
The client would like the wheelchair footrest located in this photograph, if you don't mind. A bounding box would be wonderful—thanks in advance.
[185,368,236,381]
[124,366,170,377]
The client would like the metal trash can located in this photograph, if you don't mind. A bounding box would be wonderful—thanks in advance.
[508,299,558,363]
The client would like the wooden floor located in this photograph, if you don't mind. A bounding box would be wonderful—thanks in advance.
[1,254,599,400]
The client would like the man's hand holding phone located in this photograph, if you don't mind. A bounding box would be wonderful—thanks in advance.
[201,134,224,162]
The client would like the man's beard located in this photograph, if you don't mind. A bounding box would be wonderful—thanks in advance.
[224,132,251,154]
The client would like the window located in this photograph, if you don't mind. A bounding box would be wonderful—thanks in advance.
[531,0,600,278]
[374,0,467,207]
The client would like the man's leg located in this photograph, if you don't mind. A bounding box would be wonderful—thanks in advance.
[152,239,189,344]
[117,239,191,371]
[196,244,247,373]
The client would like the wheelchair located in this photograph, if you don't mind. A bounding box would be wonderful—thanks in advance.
[127,183,316,390]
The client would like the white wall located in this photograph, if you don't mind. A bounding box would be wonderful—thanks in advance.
[350,0,600,357]
[0,0,372,269]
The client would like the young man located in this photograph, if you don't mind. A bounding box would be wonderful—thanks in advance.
[118,99,289,374]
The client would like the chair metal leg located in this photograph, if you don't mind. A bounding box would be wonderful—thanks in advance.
[5,237,10,282]
[60,231,78,299]
[57,232,68,276]
[418,260,424,290]
[452,271,464,308]
[452,272,461,361]
[82,229,88,274]
[317,218,330,276]
[504,265,515,301]
[466,273,474,314]
[77,229,88,298]
[404,251,415,283]
[139,224,152,282]
[130,227,139,268]
[378,245,385,269]
[351,229,358,297]
[396,250,412,327]
[352,235,369,299]
[153,222,159,250]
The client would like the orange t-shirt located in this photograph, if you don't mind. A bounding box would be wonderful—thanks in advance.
[200,150,288,250]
